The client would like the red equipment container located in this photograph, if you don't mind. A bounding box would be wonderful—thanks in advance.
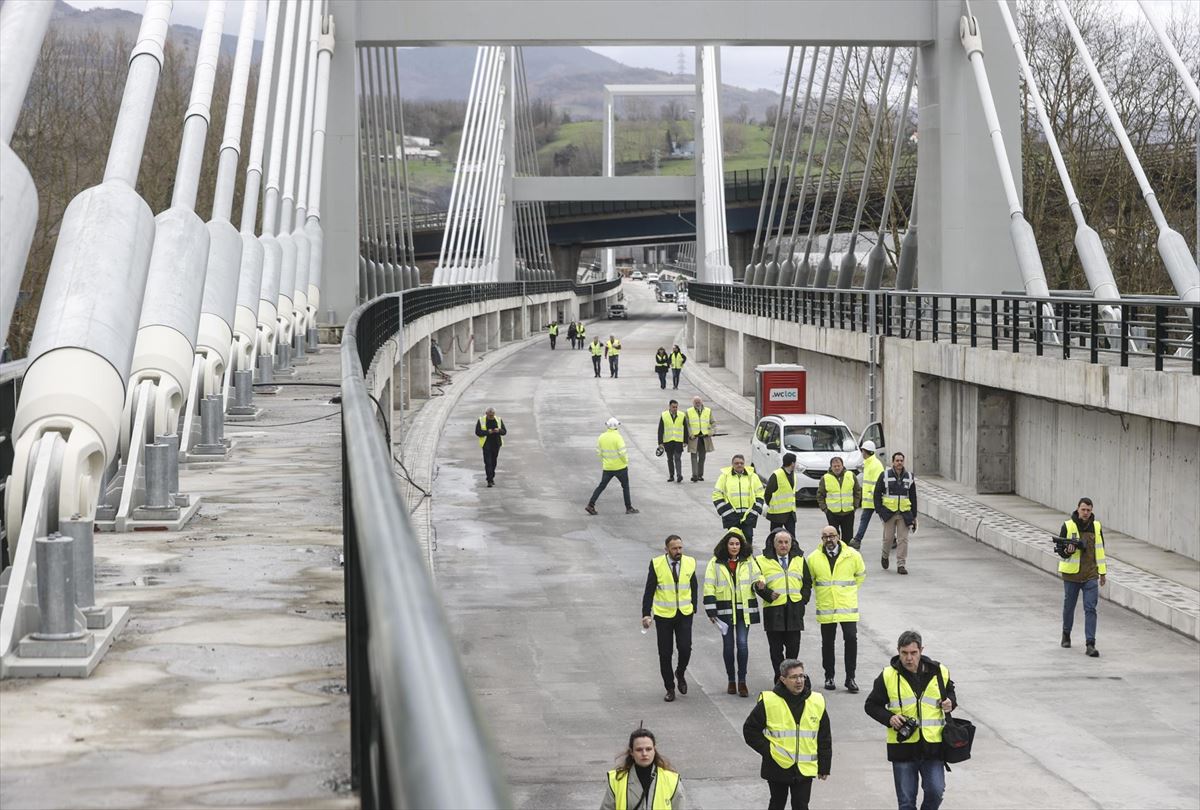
[754,364,807,421]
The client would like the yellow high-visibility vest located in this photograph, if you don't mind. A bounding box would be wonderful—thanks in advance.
[712,466,763,511]
[882,664,949,744]
[879,470,914,513]
[669,351,686,369]
[607,768,681,810]
[1058,519,1107,576]
[597,429,628,471]
[651,554,695,618]
[761,690,825,776]
[686,406,712,435]
[660,410,686,444]
[805,543,865,624]
[477,416,503,448]
[861,455,885,509]
[548,323,558,335]
[756,554,805,608]
[590,342,604,356]
[767,468,796,516]
[607,339,622,356]
[821,471,855,514]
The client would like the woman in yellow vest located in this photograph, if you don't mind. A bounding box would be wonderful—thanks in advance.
[704,528,774,697]
[602,727,688,810]
[742,659,831,810]
[655,346,670,389]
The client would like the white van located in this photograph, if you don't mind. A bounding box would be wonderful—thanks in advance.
[750,414,885,500]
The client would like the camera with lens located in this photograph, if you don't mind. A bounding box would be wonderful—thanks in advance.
[1053,534,1087,559]
[894,717,919,742]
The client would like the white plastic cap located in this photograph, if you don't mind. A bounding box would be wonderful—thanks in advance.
[862,440,877,452]
[606,417,621,429]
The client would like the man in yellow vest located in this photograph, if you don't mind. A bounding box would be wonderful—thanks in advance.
[763,454,801,539]
[657,399,690,483]
[686,396,715,481]
[1056,496,1107,657]
[806,526,866,693]
[589,337,604,377]
[864,630,956,810]
[641,534,697,702]
[758,529,810,679]
[817,456,861,548]
[472,407,507,487]
[576,321,586,349]
[602,727,687,810]
[546,320,559,349]
[586,417,639,515]
[875,452,917,575]
[742,659,831,810]
[605,334,622,378]
[712,454,766,547]
[852,441,885,548]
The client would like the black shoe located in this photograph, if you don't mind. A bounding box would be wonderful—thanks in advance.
[1061,632,1071,649]
[664,688,676,702]
[585,504,597,515]
[824,678,836,691]
[486,480,494,488]
[626,507,640,514]
[1086,644,1099,658]
[676,673,688,695]
[698,476,704,481]
[690,476,698,482]
[676,476,683,483]
[897,565,908,575]
[881,556,889,570]
[845,678,859,693]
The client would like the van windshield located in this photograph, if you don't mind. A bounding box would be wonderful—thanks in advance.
[783,425,856,453]
[659,282,678,293]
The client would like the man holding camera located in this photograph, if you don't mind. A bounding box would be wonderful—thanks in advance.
[1056,496,1107,658]
[864,630,956,810]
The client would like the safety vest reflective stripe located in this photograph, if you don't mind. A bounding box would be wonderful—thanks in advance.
[861,457,884,509]
[814,579,857,587]
[1059,519,1107,575]
[703,554,761,624]
[758,556,804,607]
[652,555,695,618]
[805,545,863,624]
[768,468,796,515]
[822,472,855,513]
[607,768,679,810]
[548,324,558,335]
[597,431,627,470]
[880,471,914,513]
[607,341,621,355]
[761,691,824,776]
[687,406,712,435]
[765,729,818,739]
[590,343,604,356]
[661,411,686,443]
[670,353,685,369]
[815,607,858,615]
[713,466,762,511]
[477,417,503,448]
[882,665,948,744]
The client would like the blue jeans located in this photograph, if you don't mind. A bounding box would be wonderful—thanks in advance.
[1062,578,1099,642]
[721,621,750,681]
[892,760,945,810]
[853,508,874,544]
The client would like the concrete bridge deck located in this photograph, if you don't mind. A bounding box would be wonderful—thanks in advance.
[426,282,1199,809]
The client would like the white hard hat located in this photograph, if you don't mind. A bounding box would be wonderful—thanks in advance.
[861,440,877,452]
[606,417,621,429]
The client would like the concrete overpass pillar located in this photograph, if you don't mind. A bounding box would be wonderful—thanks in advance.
[472,314,488,352]
[487,311,501,349]
[455,318,473,364]
[437,325,457,370]
[742,334,771,396]
[409,335,431,400]
[686,313,696,349]
[728,231,754,283]
[708,324,725,368]
[695,317,708,361]
[551,244,583,281]
[501,309,515,342]
[394,350,411,411]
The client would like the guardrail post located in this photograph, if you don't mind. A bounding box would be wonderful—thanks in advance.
[1154,304,1166,371]
[1062,302,1071,360]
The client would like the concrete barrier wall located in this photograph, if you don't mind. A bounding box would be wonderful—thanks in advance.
[690,301,1200,559]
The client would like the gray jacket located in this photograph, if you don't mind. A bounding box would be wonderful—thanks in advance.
[600,767,688,810]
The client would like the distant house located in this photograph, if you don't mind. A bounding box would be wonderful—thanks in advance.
[402,134,440,160]
[671,140,695,159]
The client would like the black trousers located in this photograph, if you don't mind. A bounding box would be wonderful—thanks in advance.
[568,335,577,348]
[609,355,620,377]
[592,355,602,376]
[663,443,684,480]
[657,369,668,388]
[671,368,682,388]
[825,511,857,547]
[589,468,632,509]
[722,514,755,547]
[765,629,802,681]
[768,777,813,810]
[820,620,857,680]
[549,334,557,349]
[769,513,797,541]
[655,614,693,690]
[481,444,500,483]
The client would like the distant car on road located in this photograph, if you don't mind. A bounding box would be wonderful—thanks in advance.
[630,271,644,280]
[607,303,628,320]
[646,272,660,283]
[750,413,884,501]
[655,280,678,303]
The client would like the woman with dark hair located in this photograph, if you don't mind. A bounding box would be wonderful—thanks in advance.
[602,727,688,810]
[654,347,670,389]
[704,528,775,697]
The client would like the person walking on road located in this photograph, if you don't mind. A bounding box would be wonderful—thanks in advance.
[547,321,559,349]
[655,347,671,389]
[577,322,587,349]
[806,527,866,693]
[758,529,810,679]
[567,321,578,349]
[818,457,861,548]
[590,337,604,377]
[657,399,689,483]
[853,441,885,548]
[602,727,688,810]
[606,335,623,378]
[704,527,773,697]
[473,407,507,487]
[764,453,801,540]
[876,452,917,575]
[686,397,715,482]
[669,345,687,389]
[863,630,957,810]
[586,417,639,515]
[1057,496,1107,657]
[642,535,697,702]
[743,659,831,810]
[712,454,766,547]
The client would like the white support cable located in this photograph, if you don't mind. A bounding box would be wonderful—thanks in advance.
[777,46,826,285]
[996,0,1118,300]
[295,0,320,220]
[367,48,397,279]
[212,0,257,222]
[1054,0,1198,300]
[801,47,853,286]
[845,47,895,289]
[454,47,500,281]
[391,47,419,279]
[823,47,873,289]
[381,46,409,275]
[240,0,280,234]
[354,51,377,296]
[516,49,552,276]
[445,47,495,281]
[511,49,535,274]
[361,47,388,290]
[280,0,311,236]
[1137,0,1200,108]
[478,48,510,281]
[263,0,299,237]
[436,49,483,280]
[468,48,506,281]
[305,9,335,310]
[865,48,916,290]
[172,0,226,212]
[748,46,796,279]
[758,46,803,283]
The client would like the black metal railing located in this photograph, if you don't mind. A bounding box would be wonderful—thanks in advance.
[688,283,1199,375]
[342,280,593,808]
[573,277,622,296]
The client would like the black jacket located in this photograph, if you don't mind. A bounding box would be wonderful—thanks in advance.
[875,468,918,525]
[759,530,809,633]
[654,351,670,371]
[743,678,832,782]
[641,558,699,618]
[656,411,691,446]
[762,468,801,515]
[863,655,957,762]
[473,416,507,450]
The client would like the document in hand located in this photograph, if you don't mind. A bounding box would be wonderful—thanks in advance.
[714,617,730,636]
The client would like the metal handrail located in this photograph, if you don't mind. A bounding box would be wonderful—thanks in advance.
[688,283,1199,375]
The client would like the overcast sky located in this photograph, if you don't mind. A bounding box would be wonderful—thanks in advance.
[66,0,1195,92]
